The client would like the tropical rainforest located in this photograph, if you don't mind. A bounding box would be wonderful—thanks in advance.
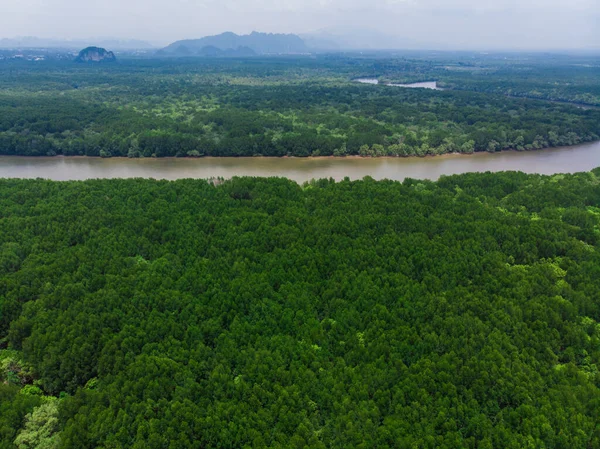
[1,171,600,448]
[0,52,599,158]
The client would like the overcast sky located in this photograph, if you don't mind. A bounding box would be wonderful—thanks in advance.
[1,0,598,50]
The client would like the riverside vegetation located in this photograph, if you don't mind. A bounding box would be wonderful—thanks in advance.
[0,53,599,158]
[1,172,600,448]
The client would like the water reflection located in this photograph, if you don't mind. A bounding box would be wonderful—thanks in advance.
[355,79,443,90]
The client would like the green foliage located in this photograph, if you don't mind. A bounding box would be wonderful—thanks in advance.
[0,385,42,449]
[0,351,33,386]
[0,173,600,447]
[0,55,598,158]
[14,401,61,449]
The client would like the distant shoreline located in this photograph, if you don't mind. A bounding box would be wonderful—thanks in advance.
[0,140,598,161]
[353,78,600,109]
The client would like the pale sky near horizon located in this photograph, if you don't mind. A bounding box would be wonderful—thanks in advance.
[0,0,598,50]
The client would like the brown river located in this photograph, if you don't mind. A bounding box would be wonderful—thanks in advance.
[1,141,599,183]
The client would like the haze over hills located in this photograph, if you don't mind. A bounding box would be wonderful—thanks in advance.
[161,32,309,56]
[301,29,434,51]
[160,29,437,57]
[0,36,155,50]
[0,29,438,58]
[1,28,596,57]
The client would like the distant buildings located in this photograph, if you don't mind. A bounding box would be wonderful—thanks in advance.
[0,49,75,61]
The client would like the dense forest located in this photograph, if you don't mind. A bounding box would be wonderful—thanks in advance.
[0,54,598,158]
[1,172,600,448]
[374,52,600,107]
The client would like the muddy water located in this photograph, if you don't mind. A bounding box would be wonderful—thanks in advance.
[1,141,599,183]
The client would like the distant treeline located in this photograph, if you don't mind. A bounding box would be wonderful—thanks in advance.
[0,57,598,157]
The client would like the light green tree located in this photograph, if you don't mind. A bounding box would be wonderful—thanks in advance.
[14,401,61,449]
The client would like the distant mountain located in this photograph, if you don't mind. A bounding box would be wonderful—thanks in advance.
[0,37,154,50]
[221,46,257,57]
[301,29,432,51]
[75,47,116,63]
[156,44,257,58]
[162,32,309,56]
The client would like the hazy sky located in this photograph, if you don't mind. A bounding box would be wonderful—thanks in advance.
[1,0,598,49]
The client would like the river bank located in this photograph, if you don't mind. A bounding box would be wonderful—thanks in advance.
[1,140,599,183]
